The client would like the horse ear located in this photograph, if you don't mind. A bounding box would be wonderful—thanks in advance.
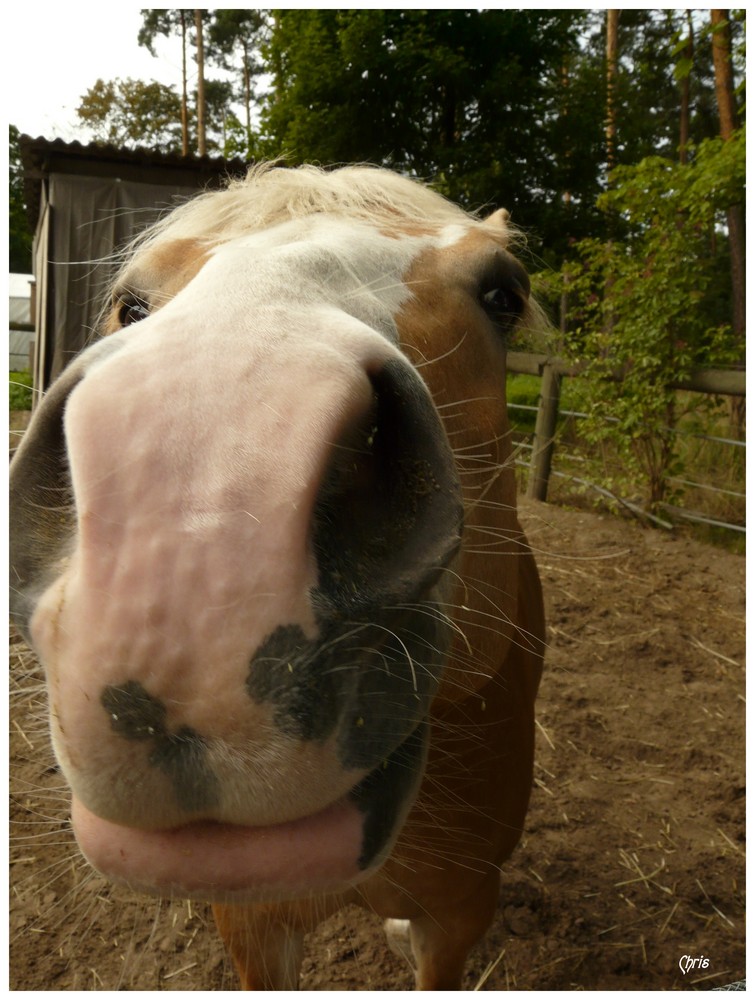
[483,207,510,229]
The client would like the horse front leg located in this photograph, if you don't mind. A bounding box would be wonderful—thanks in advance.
[212,902,306,990]
[408,872,501,990]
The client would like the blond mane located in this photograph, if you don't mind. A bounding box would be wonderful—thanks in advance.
[130,162,478,253]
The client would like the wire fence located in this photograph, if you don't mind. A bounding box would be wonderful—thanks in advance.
[506,360,746,538]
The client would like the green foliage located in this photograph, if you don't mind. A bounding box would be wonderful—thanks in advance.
[258,9,595,259]
[546,128,744,509]
[610,10,721,160]
[75,74,235,155]
[9,370,33,411]
[209,8,266,61]
[202,77,236,152]
[137,9,191,57]
[252,9,742,264]
[47,9,745,531]
[222,110,250,160]
[9,125,33,273]
[116,10,743,267]
[208,10,267,158]
[77,78,184,152]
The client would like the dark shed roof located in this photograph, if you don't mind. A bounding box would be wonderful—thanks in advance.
[20,134,249,231]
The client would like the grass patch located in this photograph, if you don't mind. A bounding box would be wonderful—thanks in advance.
[506,372,585,436]
[506,374,539,435]
[9,371,33,411]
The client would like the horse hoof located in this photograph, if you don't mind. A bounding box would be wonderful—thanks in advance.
[384,918,415,967]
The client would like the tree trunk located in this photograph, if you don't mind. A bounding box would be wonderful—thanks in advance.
[242,39,252,140]
[725,203,746,343]
[559,58,572,340]
[180,11,189,157]
[710,9,745,434]
[711,10,739,138]
[195,9,207,156]
[605,10,620,180]
[678,10,693,164]
[710,9,745,339]
[603,10,620,344]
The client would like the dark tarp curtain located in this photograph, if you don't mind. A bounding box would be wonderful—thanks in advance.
[41,174,197,386]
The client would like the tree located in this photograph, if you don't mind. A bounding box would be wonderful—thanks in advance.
[138,9,192,156]
[207,9,267,156]
[9,125,33,273]
[76,78,183,152]
[138,8,215,157]
[589,10,721,167]
[257,8,739,267]
[201,77,236,153]
[258,9,593,260]
[602,8,621,334]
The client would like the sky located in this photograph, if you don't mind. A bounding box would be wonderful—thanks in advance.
[8,8,187,142]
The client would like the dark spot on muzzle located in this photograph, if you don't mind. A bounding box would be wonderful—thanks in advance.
[102,680,167,739]
[101,681,220,813]
[247,607,446,772]
[248,626,430,870]
[350,720,428,870]
[247,625,341,743]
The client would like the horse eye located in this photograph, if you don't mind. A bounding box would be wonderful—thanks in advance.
[481,287,523,329]
[118,297,150,327]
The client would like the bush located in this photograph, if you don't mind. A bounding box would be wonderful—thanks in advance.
[540,129,744,510]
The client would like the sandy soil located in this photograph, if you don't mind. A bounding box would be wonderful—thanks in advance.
[10,498,745,991]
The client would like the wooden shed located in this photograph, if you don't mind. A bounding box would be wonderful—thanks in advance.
[19,136,247,393]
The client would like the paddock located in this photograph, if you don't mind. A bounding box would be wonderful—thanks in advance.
[10,498,744,990]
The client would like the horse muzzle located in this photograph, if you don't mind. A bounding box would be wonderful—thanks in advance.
[10,305,463,899]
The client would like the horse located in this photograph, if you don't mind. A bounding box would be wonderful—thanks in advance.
[10,163,545,990]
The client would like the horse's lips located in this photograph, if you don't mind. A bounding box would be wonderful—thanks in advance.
[71,794,367,902]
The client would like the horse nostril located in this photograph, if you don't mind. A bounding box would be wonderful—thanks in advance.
[312,359,463,617]
[316,388,382,516]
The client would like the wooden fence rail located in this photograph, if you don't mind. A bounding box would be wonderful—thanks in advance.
[506,351,746,504]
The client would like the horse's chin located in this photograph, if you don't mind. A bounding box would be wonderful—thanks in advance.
[71,793,380,903]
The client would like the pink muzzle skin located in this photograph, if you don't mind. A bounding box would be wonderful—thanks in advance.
[71,792,368,903]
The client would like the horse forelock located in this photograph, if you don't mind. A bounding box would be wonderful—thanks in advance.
[114,163,516,276]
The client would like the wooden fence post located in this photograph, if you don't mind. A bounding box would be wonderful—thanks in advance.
[527,362,562,501]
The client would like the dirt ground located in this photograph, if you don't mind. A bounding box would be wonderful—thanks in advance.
[10,498,745,991]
